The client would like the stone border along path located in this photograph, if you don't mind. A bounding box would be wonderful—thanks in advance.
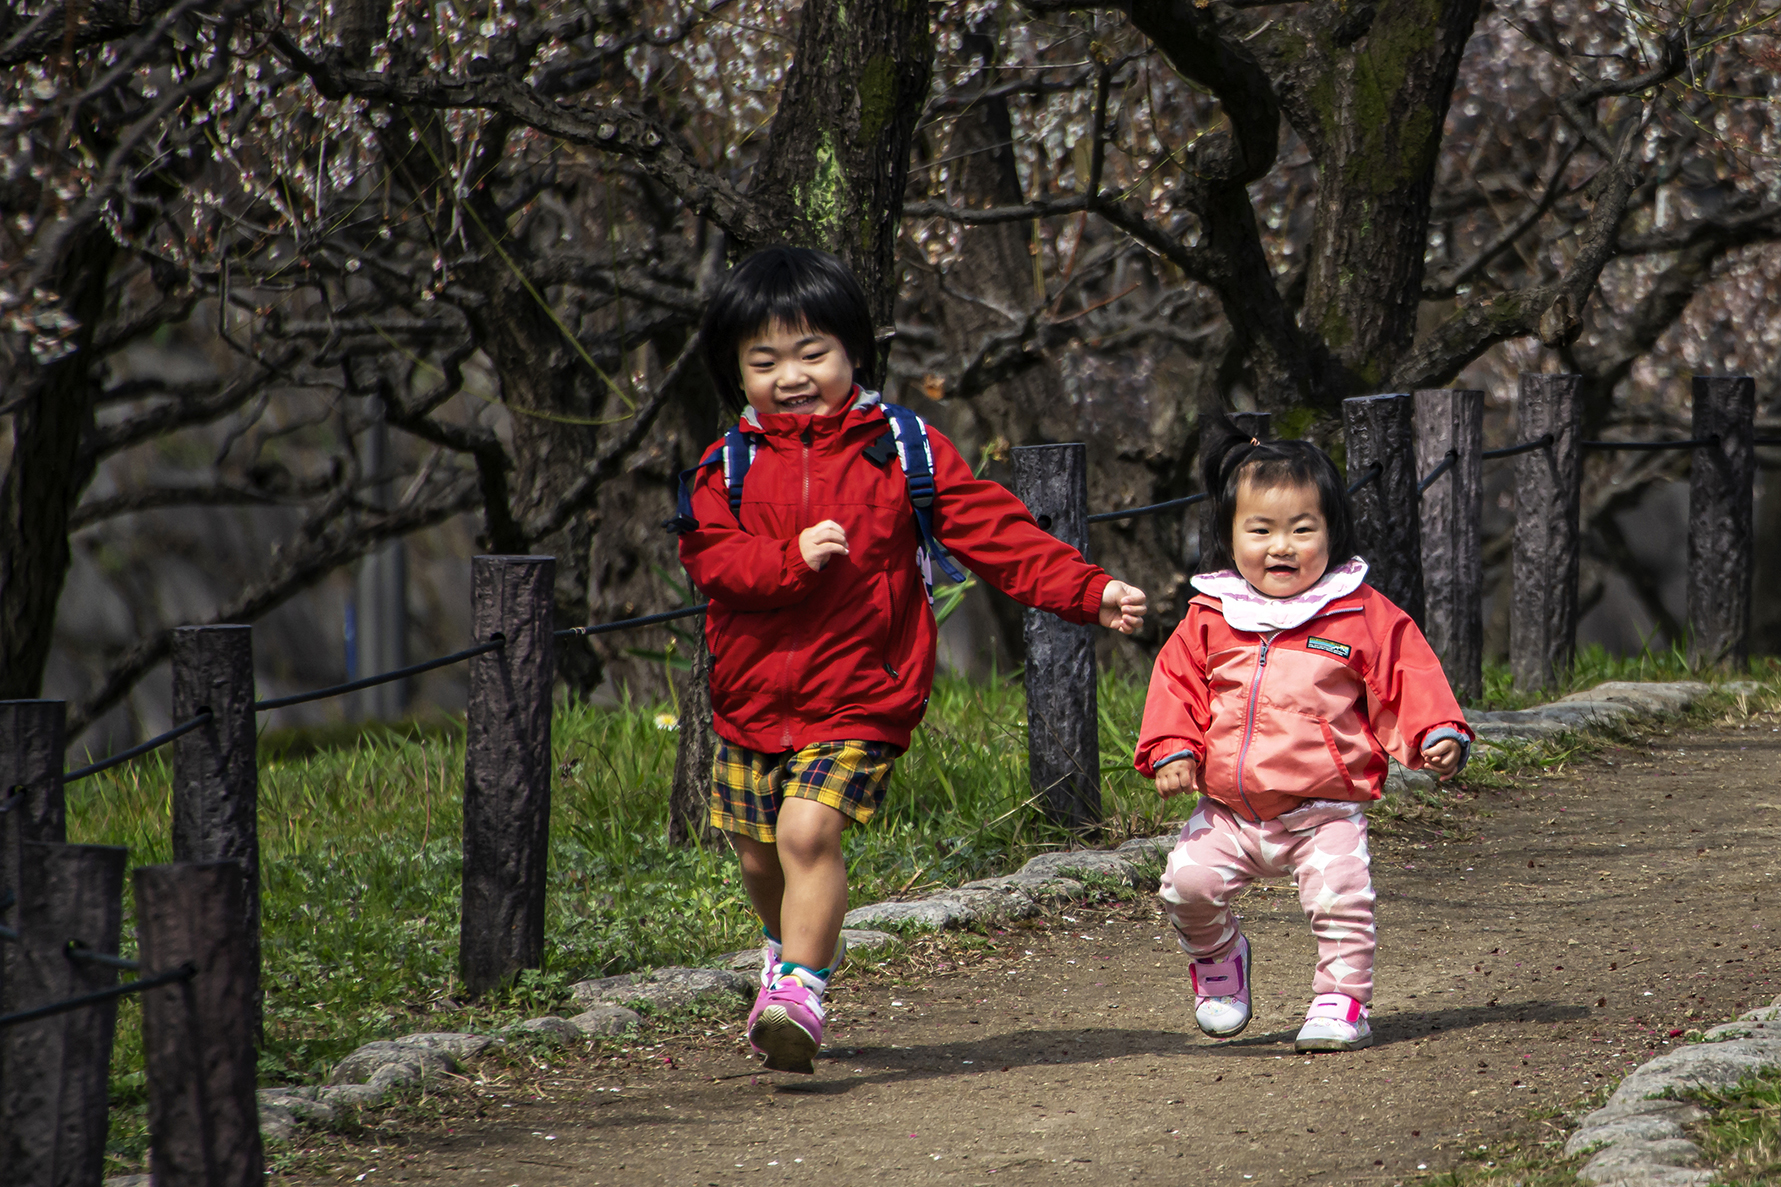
[103,677,1778,1186]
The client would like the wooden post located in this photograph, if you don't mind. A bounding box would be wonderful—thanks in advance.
[1510,372,1583,693]
[667,609,719,848]
[0,841,128,1187]
[1415,390,1485,701]
[1198,412,1271,572]
[461,556,555,996]
[1,700,66,951]
[170,626,259,1036]
[1344,393,1425,623]
[136,861,262,1187]
[1013,445,1100,831]
[1687,376,1756,669]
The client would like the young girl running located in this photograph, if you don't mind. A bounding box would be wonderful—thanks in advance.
[678,246,1148,1073]
[1135,422,1470,1051]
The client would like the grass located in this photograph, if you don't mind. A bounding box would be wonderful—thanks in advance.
[1680,1068,1781,1185]
[1474,645,1780,711]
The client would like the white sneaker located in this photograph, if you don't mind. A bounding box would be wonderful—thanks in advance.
[1189,934,1252,1038]
[1295,992,1372,1051]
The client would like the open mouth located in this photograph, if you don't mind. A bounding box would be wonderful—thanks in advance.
[778,393,820,412]
[1266,564,1297,576]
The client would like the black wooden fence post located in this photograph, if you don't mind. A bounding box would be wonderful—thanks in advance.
[1344,393,1425,622]
[1198,412,1271,571]
[170,625,260,1037]
[136,861,262,1187]
[1510,372,1583,693]
[461,555,555,997]
[1687,375,1755,669]
[0,841,128,1187]
[1013,445,1100,832]
[1,700,66,984]
[1415,389,1485,701]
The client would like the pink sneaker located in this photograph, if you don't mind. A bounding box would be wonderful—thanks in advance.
[1189,934,1252,1037]
[747,972,826,1074]
[1295,992,1371,1051]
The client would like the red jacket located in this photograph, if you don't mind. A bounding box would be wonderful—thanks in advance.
[678,396,1112,753]
[1135,585,1470,822]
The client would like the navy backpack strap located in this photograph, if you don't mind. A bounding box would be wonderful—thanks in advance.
[881,403,968,583]
[666,430,755,534]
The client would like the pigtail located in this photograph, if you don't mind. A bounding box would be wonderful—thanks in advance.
[1199,415,1261,572]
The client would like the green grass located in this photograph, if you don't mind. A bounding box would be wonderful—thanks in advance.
[1475,646,1780,711]
[1679,1067,1781,1185]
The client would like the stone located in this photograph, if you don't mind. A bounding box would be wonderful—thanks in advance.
[514,1015,585,1043]
[1702,1017,1779,1041]
[1612,1034,1781,1101]
[1468,715,1575,741]
[840,927,898,951]
[1384,759,1438,798]
[258,1086,337,1129]
[1721,680,1764,697]
[330,1039,454,1087]
[1578,1139,1709,1184]
[318,1082,386,1106]
[843,897,974,930]
[1115,835,1176,858]
[103,1177,152,1187]
[1578,1098,1706,1129]
[1016,850,1143,883]
[570,1005,643,1035]
[1564,1113,1692,1156]
[391,1032,495,1061]
[570,966,751,1013]
[720,946,766,973]
[1559,681,1708,715]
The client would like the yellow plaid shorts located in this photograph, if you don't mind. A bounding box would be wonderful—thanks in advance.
[710,739,901,843]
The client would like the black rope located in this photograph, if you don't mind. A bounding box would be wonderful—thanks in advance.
[1418,449,1459,495]
[1085,491,1210,524]
[1757,436,1781,447]
[66,941,141,972]
[0,961,196,1029]
[556,604,709,638]
[1346,462,1383,495]
[62,711,213,785]
[1481,434,1553,460]
[253,637,505,712]
[1581,435,1718,451]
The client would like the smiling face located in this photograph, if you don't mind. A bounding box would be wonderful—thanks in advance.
[1231,476,1331,599]
[738,320,857,419]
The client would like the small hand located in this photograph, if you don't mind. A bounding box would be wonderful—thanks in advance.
[798,520,849,571]
[1421,737,1463,781]
[1154,757,1198,800]
[1098,580,1149,634]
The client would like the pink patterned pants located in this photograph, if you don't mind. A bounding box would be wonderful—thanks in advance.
[1159,797,1377,1004]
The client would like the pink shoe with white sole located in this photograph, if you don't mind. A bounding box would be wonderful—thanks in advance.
[1189,934,1252,1038]
[747,971,826,1074]
[1295,992,1372,1051]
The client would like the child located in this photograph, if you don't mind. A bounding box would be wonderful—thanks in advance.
[1134,422,1470,1052]
[678,246,1148,1073]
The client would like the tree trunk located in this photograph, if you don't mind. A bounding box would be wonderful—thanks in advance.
[1271,1,1484,401]
[0,238,111,697]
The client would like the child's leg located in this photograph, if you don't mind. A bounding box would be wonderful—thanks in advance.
[1287,813,1377,1004]
[771,797,850,971]
[1160,798,1267,959]
[731,835,787,942]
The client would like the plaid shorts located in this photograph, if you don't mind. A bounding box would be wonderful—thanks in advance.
[710,739,901,843]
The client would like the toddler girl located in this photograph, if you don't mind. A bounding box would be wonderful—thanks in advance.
[1134,422,1470,1051]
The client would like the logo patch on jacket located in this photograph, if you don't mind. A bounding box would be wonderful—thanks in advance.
[1306,636,1352,659]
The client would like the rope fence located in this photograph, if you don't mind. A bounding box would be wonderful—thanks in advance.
[0,963,195,1031]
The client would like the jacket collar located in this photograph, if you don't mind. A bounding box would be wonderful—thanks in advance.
[740,386,882,435]
[1191,556,1368,632]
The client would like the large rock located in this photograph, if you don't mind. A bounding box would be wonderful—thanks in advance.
[330,1040,452,1087]
[258,1086,339,1143]
[570,1004,643,1035]
[1015,849,1145,884]
[570,966,751,1013]
[844,896,979,931]
[514,1015,584,1044]
[1559,681,1708,715]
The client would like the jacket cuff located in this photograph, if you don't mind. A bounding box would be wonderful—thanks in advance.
[1137,739,1199,777]
[1153,748,1199,770]
[1420,726,1471,772]
[1078,572,1113,625]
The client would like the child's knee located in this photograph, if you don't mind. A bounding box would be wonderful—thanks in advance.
[1162,852,1228,908]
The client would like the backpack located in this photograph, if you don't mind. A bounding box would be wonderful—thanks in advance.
[667,401,968,600]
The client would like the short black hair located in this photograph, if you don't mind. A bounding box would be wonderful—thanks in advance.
[1199,414,1359,573]
[699,246,876,414]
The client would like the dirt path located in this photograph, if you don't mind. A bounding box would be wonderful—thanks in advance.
[289,721,1781,1187]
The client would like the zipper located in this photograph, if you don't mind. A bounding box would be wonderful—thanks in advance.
[777,429,817,749]
[1233,634,1272,823]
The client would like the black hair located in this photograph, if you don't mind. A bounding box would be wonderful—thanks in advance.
[1199,415,1359,573]
[699,246,876,414]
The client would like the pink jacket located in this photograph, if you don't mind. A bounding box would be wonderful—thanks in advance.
[1135,584,1471,822]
